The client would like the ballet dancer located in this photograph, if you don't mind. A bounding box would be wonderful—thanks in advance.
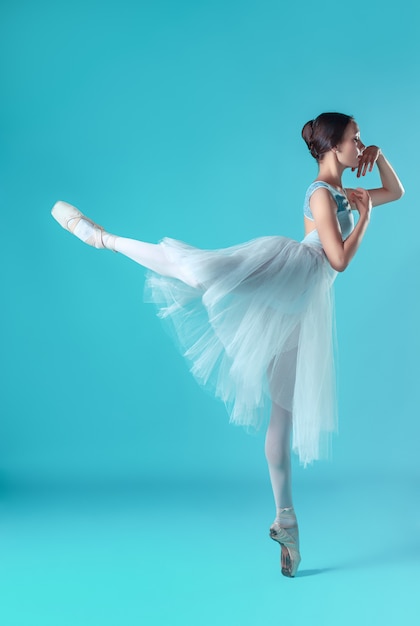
[51,112,404,577]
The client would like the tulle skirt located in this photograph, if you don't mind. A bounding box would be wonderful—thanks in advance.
[144,235,338,467]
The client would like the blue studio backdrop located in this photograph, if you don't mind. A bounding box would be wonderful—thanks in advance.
[0,1,419,625]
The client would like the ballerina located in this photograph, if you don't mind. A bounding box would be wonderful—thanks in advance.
[51,112,404,577]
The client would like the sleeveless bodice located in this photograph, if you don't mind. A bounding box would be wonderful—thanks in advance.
[302,181,354,249]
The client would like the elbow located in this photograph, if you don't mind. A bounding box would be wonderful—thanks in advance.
[386,184,405,201]
[328,253,348,273]
[331,260,348,273]
[391,185,405,200]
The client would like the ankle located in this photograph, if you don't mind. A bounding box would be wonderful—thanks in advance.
[102,232,117,252]
[275,506,297,527]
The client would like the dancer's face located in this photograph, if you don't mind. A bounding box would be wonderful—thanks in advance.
[335,121,365,169]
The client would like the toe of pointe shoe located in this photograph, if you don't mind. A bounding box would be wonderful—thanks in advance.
[51,200,107,249]
[51,200,82,230]
[269,523,301,578]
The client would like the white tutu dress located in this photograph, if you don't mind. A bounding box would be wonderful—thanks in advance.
[144,182,355,466]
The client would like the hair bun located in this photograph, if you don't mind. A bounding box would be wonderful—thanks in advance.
[301,112,353,162]
[301,119,314,143]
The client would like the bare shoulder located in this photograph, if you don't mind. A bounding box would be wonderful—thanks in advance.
[309,188,345,258]
[309,187,337,216]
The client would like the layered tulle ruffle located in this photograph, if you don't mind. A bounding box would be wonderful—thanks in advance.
[144,236,338,467]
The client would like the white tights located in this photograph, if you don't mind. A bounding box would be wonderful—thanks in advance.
[111,234,295,523]
[265,403,294,522]
[114,237,199,287]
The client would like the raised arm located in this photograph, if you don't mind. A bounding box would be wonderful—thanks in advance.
[347,146,405,207]
[310,187,371,272]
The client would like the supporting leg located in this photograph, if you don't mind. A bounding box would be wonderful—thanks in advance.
[265,402,294,516]
[265,403,301,577]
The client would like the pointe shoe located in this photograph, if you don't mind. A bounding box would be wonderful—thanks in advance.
[269,513,301,578]
[51,201,115,250]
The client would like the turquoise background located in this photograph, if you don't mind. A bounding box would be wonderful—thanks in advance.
[1,1,419,624]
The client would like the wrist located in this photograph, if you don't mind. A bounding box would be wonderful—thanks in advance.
[358,212,371,225]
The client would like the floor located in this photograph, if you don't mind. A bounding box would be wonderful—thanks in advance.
[0,471,419,626]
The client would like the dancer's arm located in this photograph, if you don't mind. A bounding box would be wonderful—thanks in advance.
[346,146,405,207]
[310,187,371,272]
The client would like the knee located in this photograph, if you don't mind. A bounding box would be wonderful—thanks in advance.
[265,405,292,467]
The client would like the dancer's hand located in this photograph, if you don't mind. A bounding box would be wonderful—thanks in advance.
[349,188,372,219]
[352,145,381,177]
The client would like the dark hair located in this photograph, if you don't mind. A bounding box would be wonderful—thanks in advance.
[302,112,354,160]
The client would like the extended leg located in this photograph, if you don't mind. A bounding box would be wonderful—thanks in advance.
[113,237,199,286]
[51,200,199,286]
